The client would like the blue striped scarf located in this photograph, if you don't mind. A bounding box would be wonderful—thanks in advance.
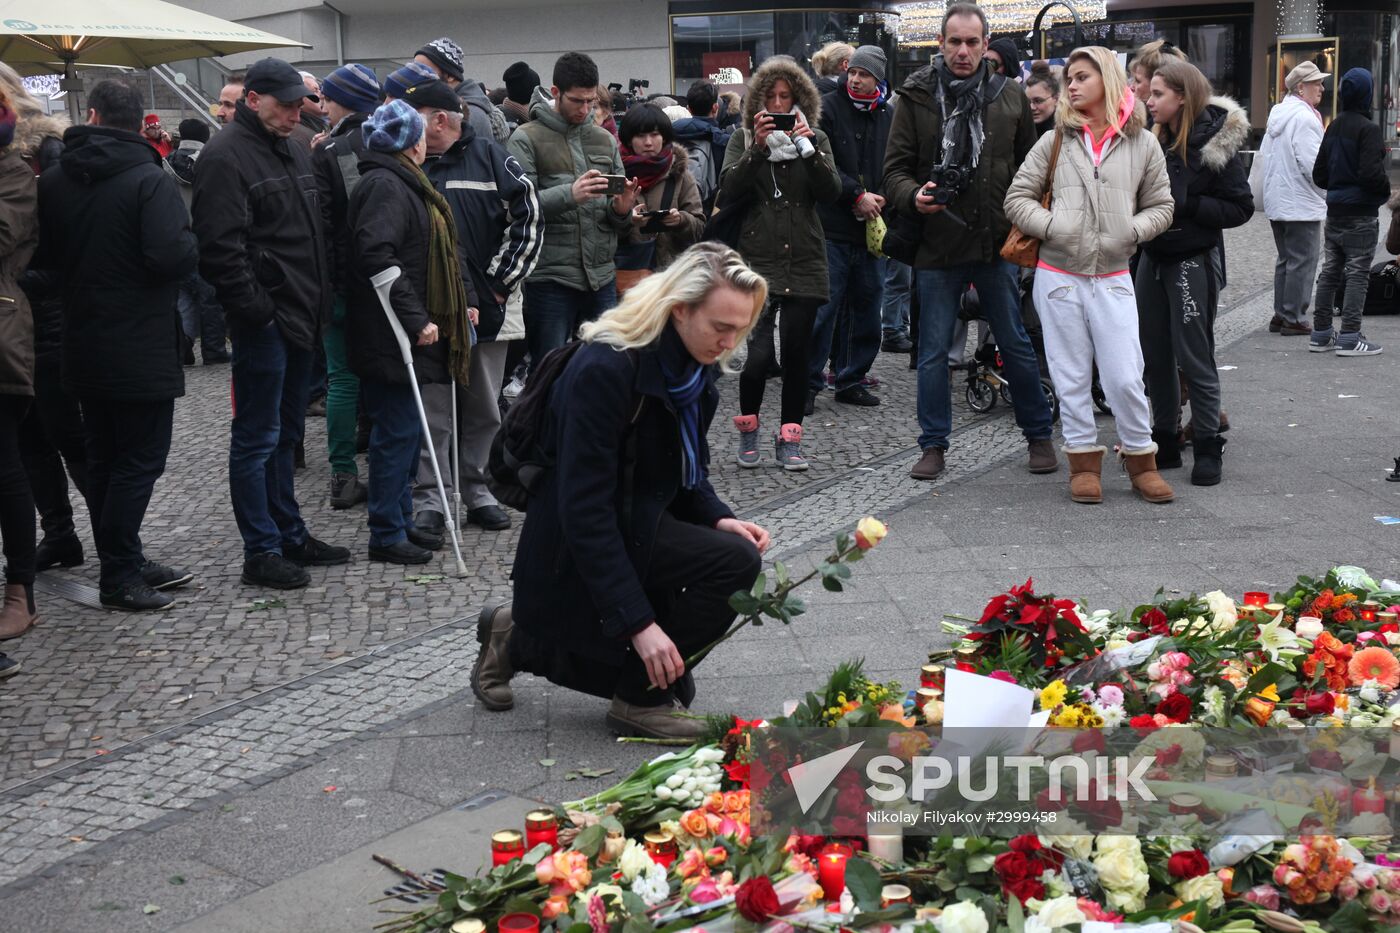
[662,361,705,489]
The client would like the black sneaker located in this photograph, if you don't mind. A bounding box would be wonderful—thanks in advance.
[368,540,433,565]
[100,581,174,612]
[468,504,512,531]
[407,525,444,550]
[0,652,18,679]
[835,385,881,407]
[35,534,84,572]
[283,535,350,567]
[241,551,310,589]
[141,560,194,591]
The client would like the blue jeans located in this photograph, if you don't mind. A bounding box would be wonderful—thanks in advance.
[1314,215,1379,335]
[809,241,885,393]
[229,323,312,558]
[915,260,1053,450]
[177,272,227,360]
[522,280,618,370]
[360,380,422,548]
[882,260,912,338]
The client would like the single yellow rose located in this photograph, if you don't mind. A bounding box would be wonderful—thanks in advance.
[854,516,888,550]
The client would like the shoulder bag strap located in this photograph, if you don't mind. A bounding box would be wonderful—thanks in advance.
[659,175,680,211]
[1042,131,1064,210]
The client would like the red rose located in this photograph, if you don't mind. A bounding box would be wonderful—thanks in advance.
[724,759,751,786]
[735,876,779,922]
[994,850,1033,884]
[1155,743,1183,767]
[1302,691,1336,717]
[1167,849,1210,880]
[1008,835,1044,855]
[1155,693,1193,723]
[1129,714,1160,735]
[1141,608,1170,636]
[1073,730,1107,754]
[1005,877,1047,905]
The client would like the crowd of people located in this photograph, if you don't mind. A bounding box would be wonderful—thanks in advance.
[0,6,1394,732]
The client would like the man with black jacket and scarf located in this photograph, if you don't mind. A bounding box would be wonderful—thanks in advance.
[399,80,544,543]
[810,46,894,412]
[193,58,350,591]
[34,80,199,611]
[883,2,1056,481]
[1310,67,1390,356]
[313,64,382,511]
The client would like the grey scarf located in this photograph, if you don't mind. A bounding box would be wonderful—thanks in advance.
[934,55,990,172]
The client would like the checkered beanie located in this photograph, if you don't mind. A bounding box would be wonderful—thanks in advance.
[416,37,465,82]
[384,61,436,101]
[320,64,381,114]
[363,98,425,153]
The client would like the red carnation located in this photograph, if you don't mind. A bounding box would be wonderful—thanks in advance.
[735,876,779,922]
[1167,849,1210,880]
[1129,714,1159,735]
[1155,693,1193,723]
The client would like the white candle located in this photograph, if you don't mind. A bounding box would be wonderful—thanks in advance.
[867,830,903,864]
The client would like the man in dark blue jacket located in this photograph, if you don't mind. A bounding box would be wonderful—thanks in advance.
[402,79,544,543]
[671,80,732,211]
[34,80,199,611]
[809,46,895,412]
[1311,67,1390,356]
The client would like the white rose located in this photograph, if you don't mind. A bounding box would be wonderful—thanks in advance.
[617,839,651,882]
[1093,837,1149,913]
[1204,590,1238,629]
[936,901,989,933]
[1035,895,1088,929]
[1175,873,1225,909]
[1038,833,1094,861]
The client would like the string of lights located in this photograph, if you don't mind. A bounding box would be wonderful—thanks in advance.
[896,0,1107,44]
[1274,0,1325,37]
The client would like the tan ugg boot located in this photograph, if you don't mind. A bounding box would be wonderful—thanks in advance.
[1121,446,1175,503]
[1064,446,1105,504]
[0,584,38,640]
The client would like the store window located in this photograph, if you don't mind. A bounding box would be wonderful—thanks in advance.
[1041,17,1250,104]
[671,10,899,95]
[1322,12,1400,140]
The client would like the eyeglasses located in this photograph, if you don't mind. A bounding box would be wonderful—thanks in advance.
[563,94,599,107]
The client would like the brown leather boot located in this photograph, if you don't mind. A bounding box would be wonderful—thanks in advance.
[1121,447,1175,503]
[1064,446,1105,504]
[606,697,708,740]
[470,602,515,711]
[0,584,39,640]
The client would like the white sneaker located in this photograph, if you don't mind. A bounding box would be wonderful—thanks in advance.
[502,376,526,399]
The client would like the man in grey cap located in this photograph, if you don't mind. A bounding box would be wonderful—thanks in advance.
[1257,60,1330,336]
[809,45,895,413]
[413,35,511,144]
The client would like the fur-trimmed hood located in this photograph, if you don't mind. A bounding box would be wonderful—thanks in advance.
[1192,95,1250,173]
[666,142,689,178]
[11,111,67,160]
[742,56,822,130]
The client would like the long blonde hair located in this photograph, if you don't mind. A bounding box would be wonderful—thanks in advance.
[1132,39,1187,83]
[0,62,50,121]
[811,42,855,78]
[1151,59,1213,161]
[1056,47,1137,135]
[579,243,768,371]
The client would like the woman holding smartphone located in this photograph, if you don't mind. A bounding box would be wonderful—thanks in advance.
[618,104,705,273]
[720,56,840,472]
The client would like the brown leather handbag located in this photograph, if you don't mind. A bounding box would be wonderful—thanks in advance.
[1001,130,1063,269]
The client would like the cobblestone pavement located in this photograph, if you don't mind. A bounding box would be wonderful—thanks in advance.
[0,215,1349,883]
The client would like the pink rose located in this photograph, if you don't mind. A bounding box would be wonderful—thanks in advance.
[689,879,724,904]
[1370,891,1394,914]
[1383,870,1400,895]
[1243,885,1281,910]
[1339,877,1360,900]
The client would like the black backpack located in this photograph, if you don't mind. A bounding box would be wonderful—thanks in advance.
[486,343,642,511]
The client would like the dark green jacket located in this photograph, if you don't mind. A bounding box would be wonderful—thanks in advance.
[507,87,629,291]
[718,56,842,302]
[882,61,1037,268]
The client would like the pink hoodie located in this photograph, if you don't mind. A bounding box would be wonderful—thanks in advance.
[1083,87,1137,166]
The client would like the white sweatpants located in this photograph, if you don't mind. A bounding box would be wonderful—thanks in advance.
[1033,267,1154,451]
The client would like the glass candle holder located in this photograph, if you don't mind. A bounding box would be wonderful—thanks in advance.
[491,830,525,866]
[524,809,559,852]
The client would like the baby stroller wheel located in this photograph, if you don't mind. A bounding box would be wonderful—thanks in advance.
[967,378,997,413]
[998,382,1013,406]
[1041,378,1061,423]
[1092,378,1112,415]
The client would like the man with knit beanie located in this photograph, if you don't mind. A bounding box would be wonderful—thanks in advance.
[809,45,894,413]
[413,36,511,144]
[985,37,1023,80]
[313,63,382,511]
[501,61,539,128]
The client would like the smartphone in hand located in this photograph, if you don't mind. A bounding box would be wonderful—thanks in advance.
[601,174,629,195]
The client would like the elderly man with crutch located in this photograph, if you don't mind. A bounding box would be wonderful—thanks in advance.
[346,98,472,569]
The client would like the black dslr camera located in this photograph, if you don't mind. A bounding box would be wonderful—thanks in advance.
[923,163,970,205]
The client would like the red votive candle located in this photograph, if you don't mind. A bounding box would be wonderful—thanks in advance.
[1361,601,1381,623]
[498,913,541,933]
[1243,592,1269,608]
[920,664,945,689]
[524,809,559,852]
[644,830,677,869]
[1354,778,1387,815]
[491,830,525,866]
[818,843,852,900]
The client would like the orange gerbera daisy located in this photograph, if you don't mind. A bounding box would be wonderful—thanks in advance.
[1349,646,1400,689]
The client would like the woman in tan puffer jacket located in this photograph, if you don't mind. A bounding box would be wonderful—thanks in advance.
[1005,46,1174,506]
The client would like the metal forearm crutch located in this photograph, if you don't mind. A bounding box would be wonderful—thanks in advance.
[369,267,468,577]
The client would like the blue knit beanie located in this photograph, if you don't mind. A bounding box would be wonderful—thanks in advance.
[384,61,436,101]
[363,98,425,153]
[321,64,381,114]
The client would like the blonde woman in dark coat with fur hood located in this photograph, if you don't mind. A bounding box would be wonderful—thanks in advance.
[720,56,841,472]
[1139,60,1252,488]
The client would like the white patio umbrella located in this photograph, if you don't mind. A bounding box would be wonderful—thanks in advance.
[0,0,309,119]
